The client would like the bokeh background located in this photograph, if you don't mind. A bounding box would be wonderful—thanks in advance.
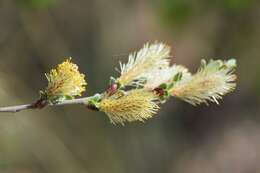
[0,0,260,172]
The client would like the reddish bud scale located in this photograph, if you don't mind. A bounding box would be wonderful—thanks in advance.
[154,87,165,96]
[106,83,118,96]
[86,104,99,111]
[33,99,48,109]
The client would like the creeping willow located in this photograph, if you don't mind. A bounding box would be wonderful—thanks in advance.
[0,42,237,125]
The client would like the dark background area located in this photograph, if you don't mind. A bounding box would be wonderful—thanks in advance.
[0,0,259,172]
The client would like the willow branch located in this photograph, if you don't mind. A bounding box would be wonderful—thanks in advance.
[0,97,92,113]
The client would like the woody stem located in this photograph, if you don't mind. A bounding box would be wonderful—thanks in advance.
[0,96,93,113]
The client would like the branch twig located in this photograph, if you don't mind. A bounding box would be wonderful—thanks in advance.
[0,97,92,113]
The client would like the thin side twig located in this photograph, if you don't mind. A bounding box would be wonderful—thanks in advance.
[0,97,92,113]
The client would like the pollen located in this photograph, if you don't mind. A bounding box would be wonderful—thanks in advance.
[44,58,87,99]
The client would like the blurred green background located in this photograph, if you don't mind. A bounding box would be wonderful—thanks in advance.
[0,0,259,172]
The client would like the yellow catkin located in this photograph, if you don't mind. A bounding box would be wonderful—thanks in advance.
[170,59,237,105]
[117,42,171,87]
[45,58,87,98]
[99,89,160,125]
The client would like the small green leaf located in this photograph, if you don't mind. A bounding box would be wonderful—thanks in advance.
[64,95,73,100]
[173,72,183,82]
[92,94,102,102]
[159,83,168,89]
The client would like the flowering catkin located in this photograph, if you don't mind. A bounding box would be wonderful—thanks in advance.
[44,58,87,100]
[170,59,237,105]
[0,41,238,125]
[117,42,171,87]
[99,89,160,125]
[144,64,191,90]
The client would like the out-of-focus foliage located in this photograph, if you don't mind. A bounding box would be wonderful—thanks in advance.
[16,0,57,8]
[158,0,258,26]
[213,0,257,12]
[158,0,193,24]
